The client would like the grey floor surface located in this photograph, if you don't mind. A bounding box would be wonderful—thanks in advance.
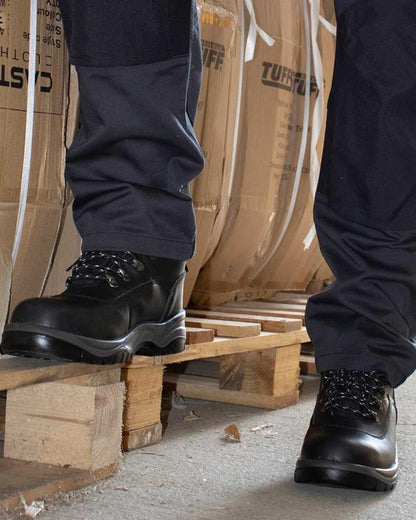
[5,374,416,520]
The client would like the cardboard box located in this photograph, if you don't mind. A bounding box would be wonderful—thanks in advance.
[247,1,336,293]
[43,66,81,297]
[0,0,70,327]
[192,0,321,306]
[184,0,242,306]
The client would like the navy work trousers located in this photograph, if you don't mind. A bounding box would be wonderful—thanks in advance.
[306,0,416,387]
[59,0,204,260]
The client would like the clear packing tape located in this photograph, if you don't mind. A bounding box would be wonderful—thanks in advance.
[12,0,38,266]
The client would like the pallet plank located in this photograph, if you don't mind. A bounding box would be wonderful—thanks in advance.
[164,373,299,410]
[207,304,305,323]
[259,302,306,311]
[185,317,261,338]
[0,459,117,513]
[271,292,312,304]
[0,356,120,392]
[186,309,302,333]
[127,328,310,367]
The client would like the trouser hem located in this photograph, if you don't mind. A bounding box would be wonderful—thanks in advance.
[82,232,195,261]
[314,353,408,388]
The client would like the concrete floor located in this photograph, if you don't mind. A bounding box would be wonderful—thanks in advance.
[6,374,416,520]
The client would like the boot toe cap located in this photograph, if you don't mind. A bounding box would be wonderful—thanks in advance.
[9,296,128,340]
[300,423,395,469]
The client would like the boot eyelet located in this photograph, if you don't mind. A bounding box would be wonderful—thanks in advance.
[106,275,119,288]
[133,260,145,272]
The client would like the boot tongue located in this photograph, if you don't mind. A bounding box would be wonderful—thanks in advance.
[319,369,387,421]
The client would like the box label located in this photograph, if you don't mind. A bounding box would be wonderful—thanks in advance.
[0,0,67,115]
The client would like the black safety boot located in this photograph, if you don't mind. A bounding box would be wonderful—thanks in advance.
[294,369,398,491]
[1,251,187,364]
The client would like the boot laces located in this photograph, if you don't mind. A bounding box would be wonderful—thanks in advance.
[66,251,144,288]
[319,369,387,421]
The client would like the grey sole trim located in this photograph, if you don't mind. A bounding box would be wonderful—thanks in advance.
[3,311,186,360]
[295,456,399,485]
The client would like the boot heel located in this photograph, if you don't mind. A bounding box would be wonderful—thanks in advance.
[135,337,185,357]
[162,337,186,355]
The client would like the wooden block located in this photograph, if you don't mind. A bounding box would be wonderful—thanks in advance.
[4,381,125,471]
[185,317,261,338]
[0,458,117,513]
[0,355,120,391]
[122,423,163,451]
[164,373,299,410]
[300,354,318,375]
[121,366,163,451]
[219,344,301,397]
[186,309,302,333]
[186,327,215,345]
[208,304,305,323]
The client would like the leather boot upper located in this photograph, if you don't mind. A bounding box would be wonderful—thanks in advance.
[300,369,397,469]
[10,251,186,341]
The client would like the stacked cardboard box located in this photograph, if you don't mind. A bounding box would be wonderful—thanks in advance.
[245,1,336,295]
[6,0,336,317]
[0,0,71,328]
[191,0,336,306]
[184,0,242,305]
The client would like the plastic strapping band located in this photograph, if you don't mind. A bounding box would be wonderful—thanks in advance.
[319,15,336,36]
[251,0,312,280]
[12,0,37,266]
[227,3,245,200]
[244,0,275,62]
[303,1,337,250]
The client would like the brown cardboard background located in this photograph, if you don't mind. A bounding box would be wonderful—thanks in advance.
[191,0,314,305]
[0,0,69,328]
[184,0,241,306]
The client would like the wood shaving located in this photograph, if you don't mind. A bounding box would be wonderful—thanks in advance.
[250,424,273,432]
[224,423,241,442]
[184,410,201,421]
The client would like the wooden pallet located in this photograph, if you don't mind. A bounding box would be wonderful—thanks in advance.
[122,300,310,451]
[0,291,314,510]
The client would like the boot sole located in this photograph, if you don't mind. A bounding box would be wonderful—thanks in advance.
[1,311,186,365]
[294,457,398,492]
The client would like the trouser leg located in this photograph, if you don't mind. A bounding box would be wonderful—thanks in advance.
[305,0,416,387]
[59,1,204,260]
